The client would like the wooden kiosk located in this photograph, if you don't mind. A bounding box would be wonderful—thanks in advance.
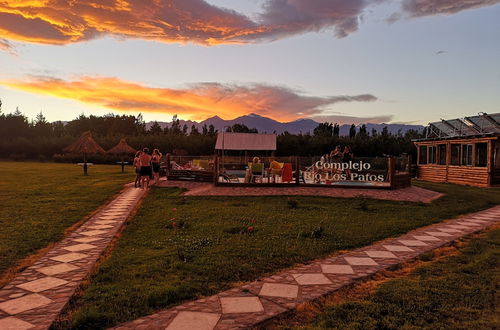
[413,113,500,187]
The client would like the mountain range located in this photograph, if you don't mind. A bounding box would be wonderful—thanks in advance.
[146,113,424,135]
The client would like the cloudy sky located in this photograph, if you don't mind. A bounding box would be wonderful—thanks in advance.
[0,0,499,124]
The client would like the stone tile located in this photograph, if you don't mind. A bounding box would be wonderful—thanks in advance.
[37,263,79,276]
[464,219,486,223]
[0,316,35,329]
[9,293,26,299]
[446,225,469,230]
[72,237,103,243]
[80,230,107,236]
[365,251,398,258]
[16,277,68,293]
[383,245,414,252]
[220,297,264,314]
[62,243,97,252]
[166,311,221,330]
[438,228,461,233]
[259,283,299,299]
[398,240,429,247]
[413,235,441,241]
[87,225,113,230]
[0,294,52,314]
[456,224,481,229]
[94,220,118,225]
[344,257,378,266]
[425,231,452,237]
[50,252,88,263]
[320,264,354,274]
[292,273,332,285]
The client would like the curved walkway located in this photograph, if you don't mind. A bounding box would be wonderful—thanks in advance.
[0,186,146,330]
[112,205,500,330]
[158,181,443,203]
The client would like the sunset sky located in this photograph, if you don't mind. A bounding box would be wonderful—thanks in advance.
[0,0,499,124]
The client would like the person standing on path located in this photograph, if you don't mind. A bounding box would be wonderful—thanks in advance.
[151,149,162,185]
[133,150,143,188]
[139,148,153,189]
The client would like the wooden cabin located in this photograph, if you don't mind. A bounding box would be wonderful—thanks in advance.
[413,113,500,187]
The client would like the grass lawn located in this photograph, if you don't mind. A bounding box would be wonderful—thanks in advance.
[67,181,500,329]
[275,228,499,330]
[0,161,132,284]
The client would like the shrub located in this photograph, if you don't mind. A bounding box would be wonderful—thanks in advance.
[287,199,299,209]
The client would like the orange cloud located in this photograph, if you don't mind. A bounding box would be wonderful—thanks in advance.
[1,1,499,49]
[0,75,377,121]
[0,0,378,47]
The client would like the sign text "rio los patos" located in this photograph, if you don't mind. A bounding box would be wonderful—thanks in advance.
[305,160,386,183]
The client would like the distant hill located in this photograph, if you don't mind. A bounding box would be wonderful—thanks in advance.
[146,113,423,135]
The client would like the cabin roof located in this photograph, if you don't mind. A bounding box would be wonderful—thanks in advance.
[413,112,500,142]
[215,132,277,151]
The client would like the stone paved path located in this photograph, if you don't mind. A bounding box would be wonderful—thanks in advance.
[0,186,146,330]
[158,181,443,203]
[112,205,500,330]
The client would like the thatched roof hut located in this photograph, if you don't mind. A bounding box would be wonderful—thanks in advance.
[107,138,136,155]
[107,138,137,172]
[64,131,105,155]
[64,131,104,175]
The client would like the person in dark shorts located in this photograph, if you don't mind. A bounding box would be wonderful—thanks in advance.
[151,149,162,185]
[139,148,152,189]
[133,150,143,188]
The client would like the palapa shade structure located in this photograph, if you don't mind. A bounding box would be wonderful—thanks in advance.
[64,131,105,175]
[107,138,137,172]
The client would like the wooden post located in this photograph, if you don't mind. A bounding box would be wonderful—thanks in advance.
[83,152,88,175]
[295,156,300,186]
[487,140,494,186]
[213,155,219,186]
[388,157,396,189]
[120,155,125,173]
[445,142,451,182]
[166,153,171,177]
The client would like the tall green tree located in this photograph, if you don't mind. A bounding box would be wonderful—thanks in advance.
[349,124,357,138]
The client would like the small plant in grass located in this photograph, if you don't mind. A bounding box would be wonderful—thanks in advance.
[287,198,299,209]
[167,218,189,229]
[166,208,189,229]
[224,218,257,235]
[176,197,188,205]
[299,223,325,239]
[355,195,370,211]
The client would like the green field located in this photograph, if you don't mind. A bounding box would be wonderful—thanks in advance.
[66,182,500,329]
[0,162,132,284]
[274,229,499,330]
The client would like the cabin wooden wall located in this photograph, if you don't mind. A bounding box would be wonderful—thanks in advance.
[416,165,447,183]
[415,137,498,187]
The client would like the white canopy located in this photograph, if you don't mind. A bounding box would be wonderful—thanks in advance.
[215,132,277,151]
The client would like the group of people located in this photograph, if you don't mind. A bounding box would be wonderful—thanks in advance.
[321,145,354,163]
[319,145,354,178]
[133,148,163,189]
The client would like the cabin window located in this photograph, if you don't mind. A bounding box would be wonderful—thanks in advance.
[428,145,437,164]
[419,146,427,164]
[461,144,473,166]
[475,143,487,167]
[451,144,461,165]
[438,144,447,165]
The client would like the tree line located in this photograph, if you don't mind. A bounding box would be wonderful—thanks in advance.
[0,101,422,161]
